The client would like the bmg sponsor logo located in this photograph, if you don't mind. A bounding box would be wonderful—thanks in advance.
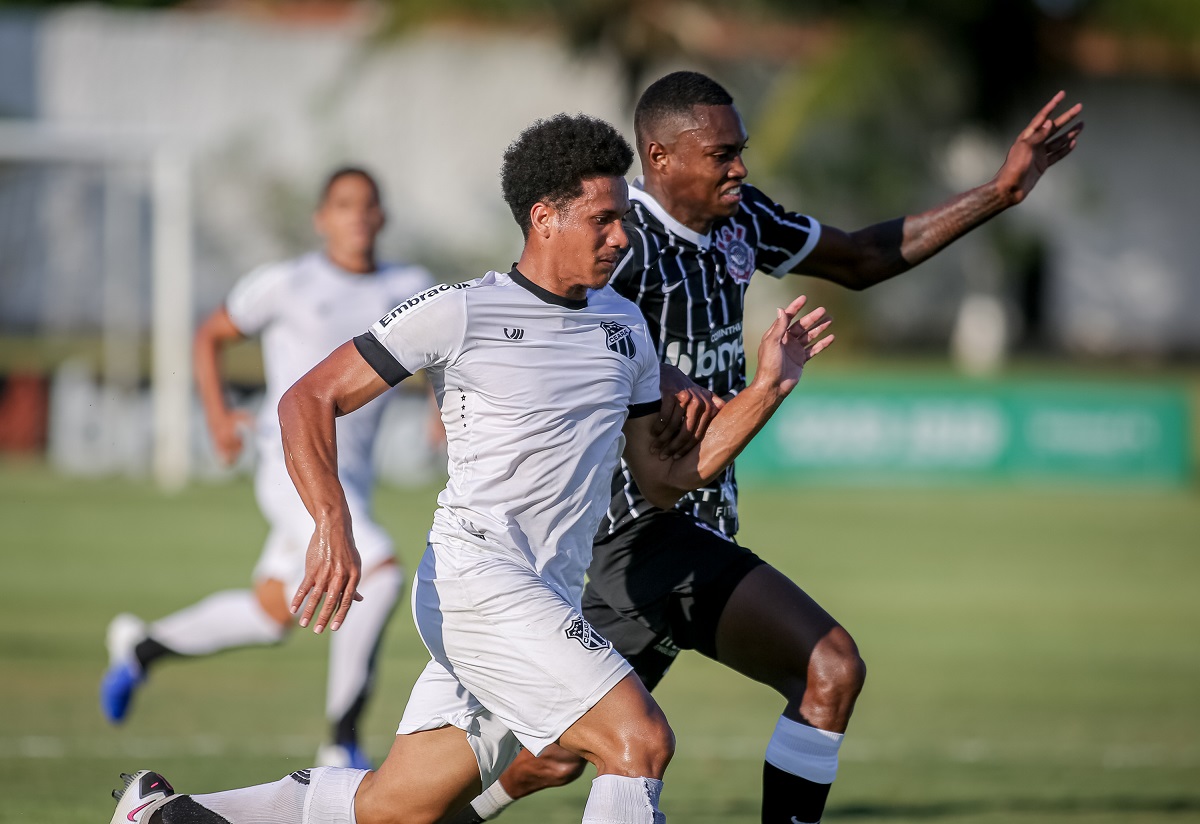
[664,324,743,378]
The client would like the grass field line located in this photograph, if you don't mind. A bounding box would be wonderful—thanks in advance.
[3,735,1196,769]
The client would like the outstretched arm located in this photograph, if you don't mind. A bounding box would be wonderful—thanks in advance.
[278,340,392,634]
[798,91,1084,290]
[623,296,833,508]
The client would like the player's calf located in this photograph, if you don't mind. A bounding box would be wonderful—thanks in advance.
[505,744,588,797]
[765,627,865,824]
[449,745,588,822]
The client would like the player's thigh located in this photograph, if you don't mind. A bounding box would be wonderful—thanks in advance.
[586,510,764,658]
[355,727,481,824]
[713,563,845,689]
[585,603,678,694]
[415,545,632,757]
[398,660,524,789]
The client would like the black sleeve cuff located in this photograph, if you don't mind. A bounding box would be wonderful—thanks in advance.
[628,400,660,419]
[353,333,411,387]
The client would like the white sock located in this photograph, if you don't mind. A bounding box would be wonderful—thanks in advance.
[469,780,515,820]
[150,589,287,656]
[582,775,665,824]
[181,769,310,823]
[326,563,403,725]
[764,715,844,784]
[168,767,366,824]
[304,767,368,824]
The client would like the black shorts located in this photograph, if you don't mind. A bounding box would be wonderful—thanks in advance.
[582,509,765,691]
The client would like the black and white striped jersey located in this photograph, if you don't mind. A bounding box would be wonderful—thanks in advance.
[600,178,822,538]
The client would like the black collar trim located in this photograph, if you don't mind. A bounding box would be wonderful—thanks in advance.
[508,266,588,310]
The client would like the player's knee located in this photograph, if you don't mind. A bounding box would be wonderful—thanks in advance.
[253,579,294,629]
[811,626,866,701]
[643,714,677,775]
[606,712,675,777]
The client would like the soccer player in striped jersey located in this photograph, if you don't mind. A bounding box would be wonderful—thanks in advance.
[457,72,1083,824]
[108,113,835,824]
[99,168,436,770]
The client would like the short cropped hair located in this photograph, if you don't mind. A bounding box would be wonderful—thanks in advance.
[501,114,633,238]
[319,166,380,206]
[634,71,734,152]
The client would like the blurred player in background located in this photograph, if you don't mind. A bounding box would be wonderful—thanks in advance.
[456,71,1083,824]
[100,167,436,770]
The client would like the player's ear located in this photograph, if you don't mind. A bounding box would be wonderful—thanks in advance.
[644,139,671,175]
[529,201,554,240]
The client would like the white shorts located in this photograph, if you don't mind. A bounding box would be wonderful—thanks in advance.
[251,450,394,593]
[397,537,632,785]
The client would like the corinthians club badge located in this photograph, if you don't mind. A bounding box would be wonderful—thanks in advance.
[714,224,756,284]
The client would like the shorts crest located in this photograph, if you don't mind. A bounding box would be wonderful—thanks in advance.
[565,616,611,651]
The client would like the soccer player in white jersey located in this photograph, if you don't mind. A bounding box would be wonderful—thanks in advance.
[99,167,436,770]
[108,114,834,824]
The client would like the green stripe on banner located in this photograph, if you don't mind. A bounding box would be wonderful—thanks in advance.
[739,377,1191,485]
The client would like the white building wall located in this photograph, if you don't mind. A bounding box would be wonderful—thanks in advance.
[34,6,629,307]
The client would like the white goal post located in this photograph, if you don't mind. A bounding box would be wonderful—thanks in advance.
[0,120,193,490]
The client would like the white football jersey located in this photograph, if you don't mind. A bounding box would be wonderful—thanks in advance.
[357,268,660,604]
[225,251,435,488]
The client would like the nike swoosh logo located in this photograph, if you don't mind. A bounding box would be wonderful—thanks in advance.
[661,278,687,293]
[128,801,156,821]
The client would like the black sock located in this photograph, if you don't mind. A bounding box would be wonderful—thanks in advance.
[762,761,832,824]
[152,796,231,824]
[134,638,177,671]
[445,806,487,824]
[332,689,368,747]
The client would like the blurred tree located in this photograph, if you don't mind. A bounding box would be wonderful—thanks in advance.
[0,0,186,6]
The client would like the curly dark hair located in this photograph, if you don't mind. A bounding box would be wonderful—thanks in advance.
[500,114,633,238]
[319,166,380,206]
[634,71,734,153]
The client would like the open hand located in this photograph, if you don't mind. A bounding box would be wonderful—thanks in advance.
[752,295,834,397]
[291,520,364,634]
[995,91,1084,205]
[209,408,254,466]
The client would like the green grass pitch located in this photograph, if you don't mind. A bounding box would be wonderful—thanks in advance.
[1,464,1197,823]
